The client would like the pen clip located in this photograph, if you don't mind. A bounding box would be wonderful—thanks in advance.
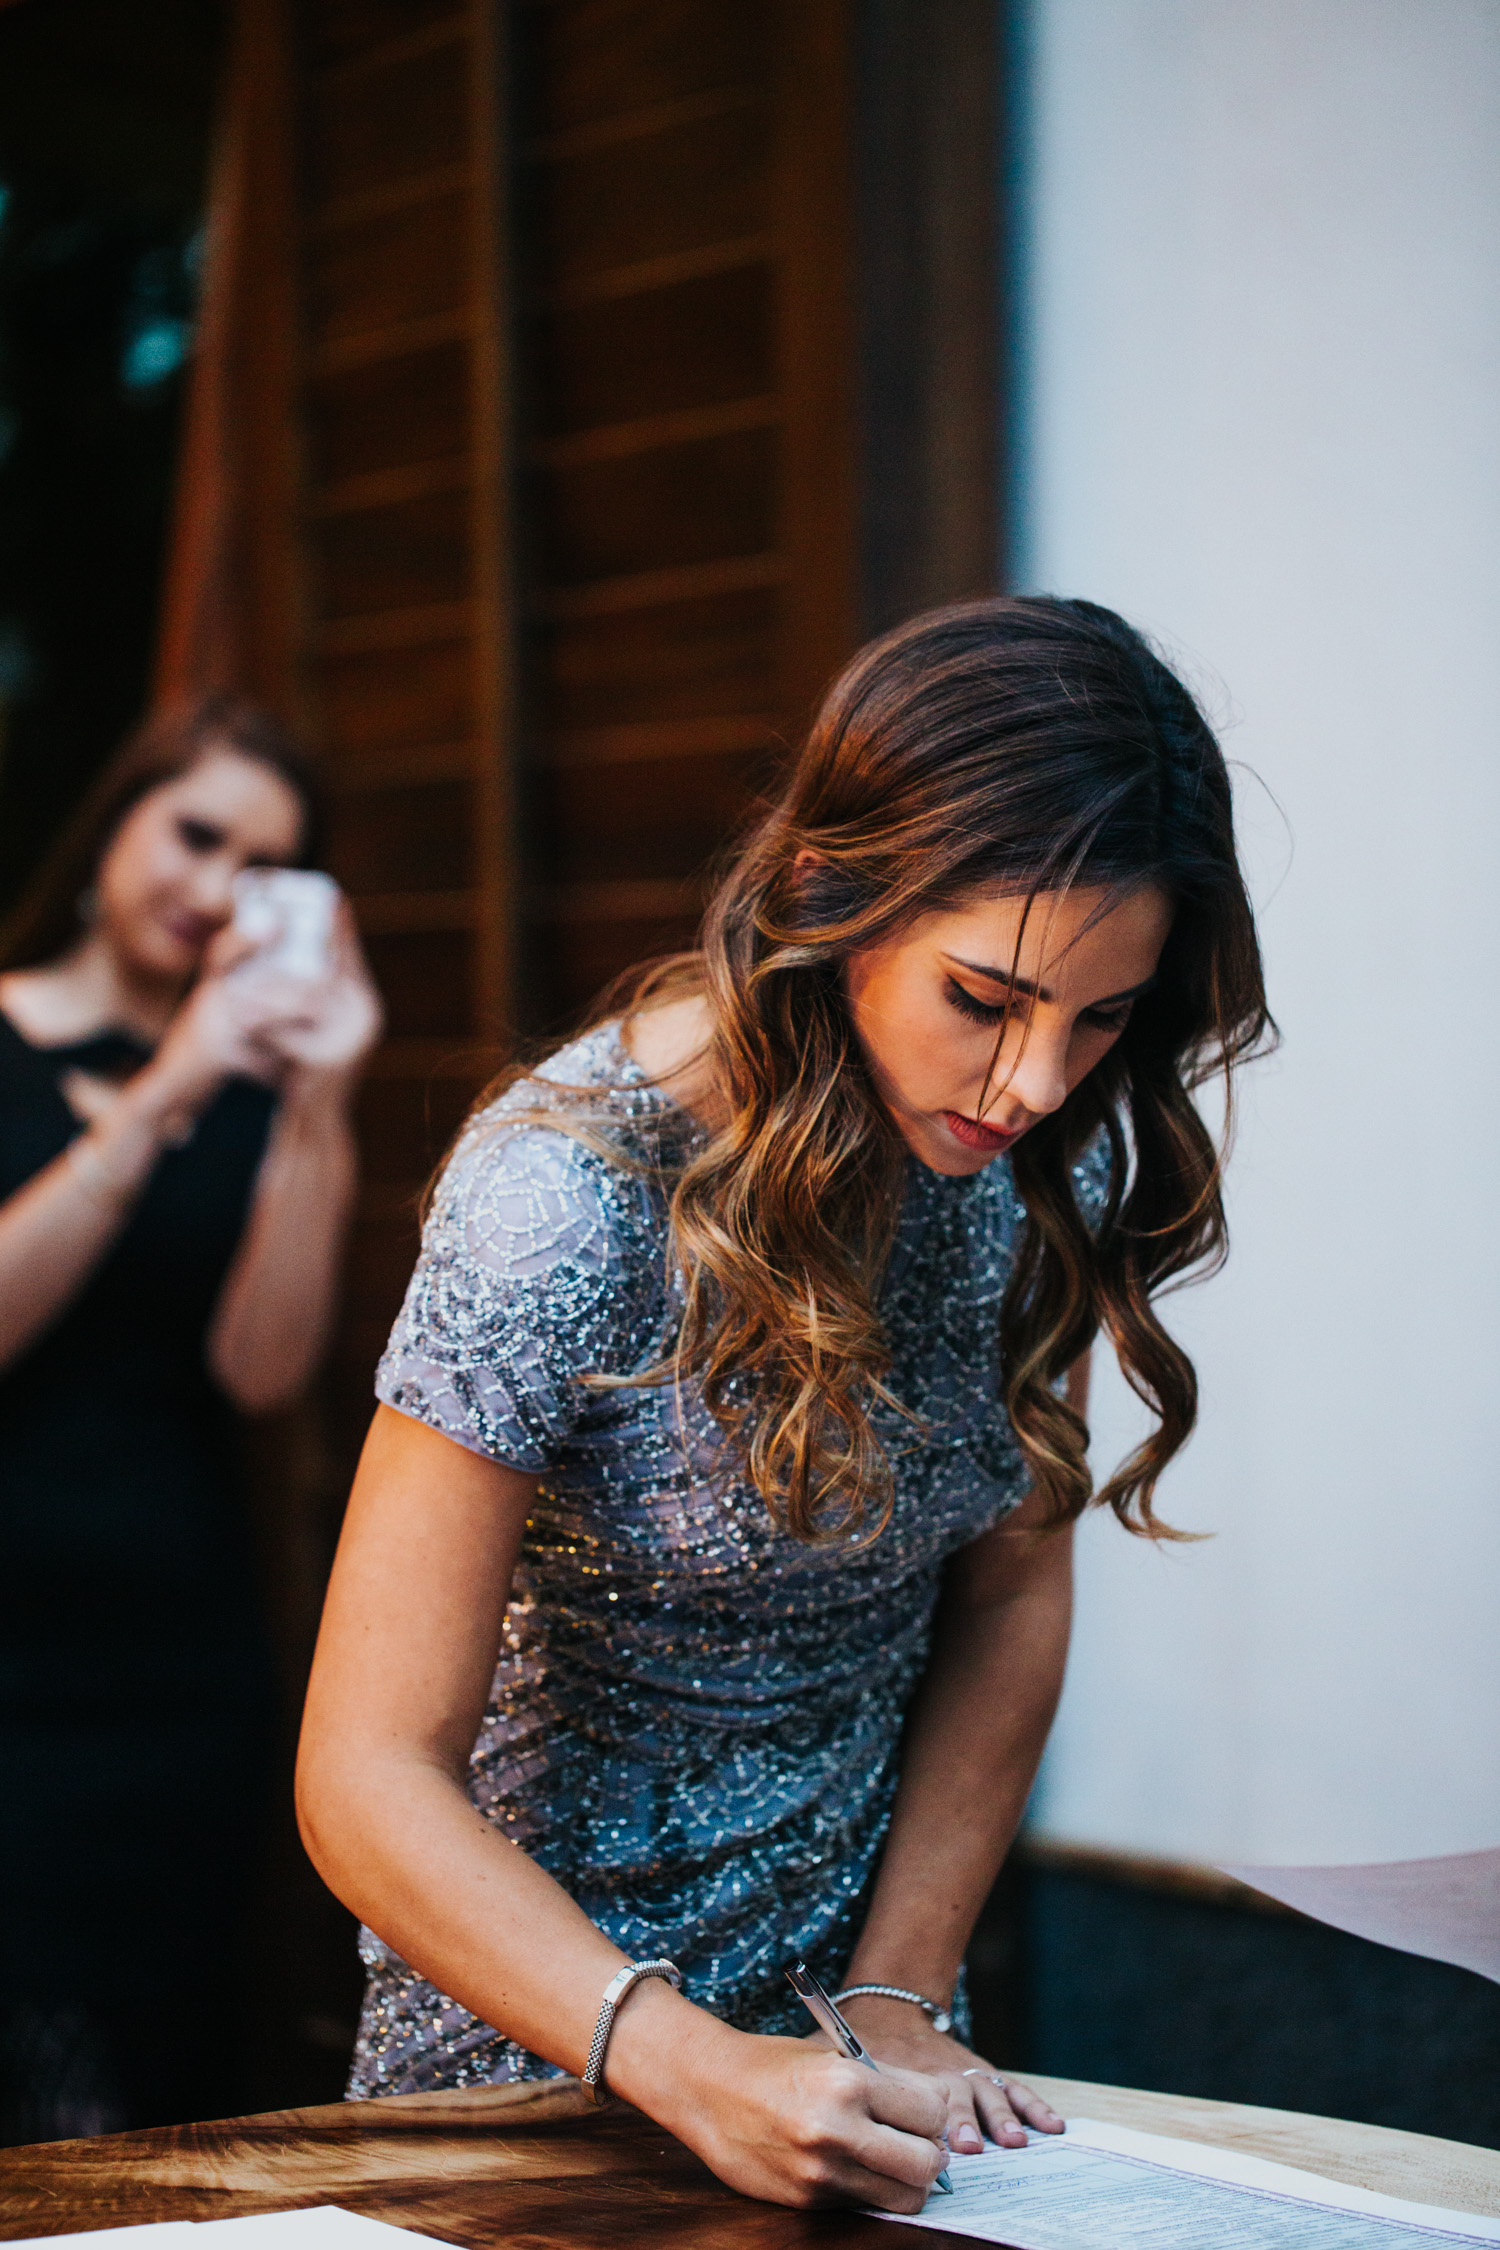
[785,1961,869,2061]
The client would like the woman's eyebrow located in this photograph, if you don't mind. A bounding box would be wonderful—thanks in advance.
[944,954,1155,1007]
[947,955,1052,1002]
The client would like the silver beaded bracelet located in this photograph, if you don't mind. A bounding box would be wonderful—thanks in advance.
[832,1982,953,2035]
[580,1957,683,2105]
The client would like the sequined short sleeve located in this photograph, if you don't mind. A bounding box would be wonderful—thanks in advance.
[375,1114,664,1471]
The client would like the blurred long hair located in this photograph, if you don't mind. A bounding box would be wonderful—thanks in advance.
[497,596,1273,1542]
[0,696,323,972]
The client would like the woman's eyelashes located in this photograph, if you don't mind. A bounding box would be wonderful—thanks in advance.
[943,976,1135,1036]
[176,817,226,855]
[944,976,1010,1027]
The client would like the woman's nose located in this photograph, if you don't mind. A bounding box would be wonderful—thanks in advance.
[187,856,237,921]
[999,1024,1071,1119]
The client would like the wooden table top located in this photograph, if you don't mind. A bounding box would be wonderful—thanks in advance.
[3,2071,1499,2247]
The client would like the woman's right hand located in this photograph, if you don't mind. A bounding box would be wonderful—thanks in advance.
[132,932,315,1132]
[620,2011,951,2213]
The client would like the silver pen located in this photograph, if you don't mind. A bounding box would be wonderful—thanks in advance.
[785,1961,954,2194]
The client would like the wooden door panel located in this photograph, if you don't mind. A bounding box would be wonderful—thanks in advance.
[308,34,470,208]
[308,343,471,484]
[288,1,518,1466]
[537,427,777,585]
[335,1207,425,1345]
[523,0,771,129]
[326,777,475,895]
[320,636,475,758]
[531,106,772,283]
[534,265,774,436]
[511,0,854,1028]
[308,0,460,68]
[280,0,998,1380]
[356,1073,476,1185]
[533,908,703,1023]
[347,1184,426,1279]
[316,488,473,619]
[533,747,767,883]
[305,190,471,342]
[363,927,475,1038]
[538,590,779,728]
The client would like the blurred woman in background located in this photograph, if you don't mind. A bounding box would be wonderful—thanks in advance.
[0,697,380,2142]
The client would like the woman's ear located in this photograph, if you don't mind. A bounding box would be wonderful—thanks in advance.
[791,847,828,883]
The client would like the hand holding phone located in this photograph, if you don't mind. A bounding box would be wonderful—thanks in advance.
[218,868,382,1079]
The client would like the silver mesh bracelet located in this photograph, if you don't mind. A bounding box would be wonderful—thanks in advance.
[580,1957,683,2106]
[832,1982,953,2034]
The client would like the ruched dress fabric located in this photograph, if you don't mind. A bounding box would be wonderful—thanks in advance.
[353,1023,1105,2097]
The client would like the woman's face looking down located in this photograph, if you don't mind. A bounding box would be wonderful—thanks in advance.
[94,745,307,984]
[844,882,1173,1177]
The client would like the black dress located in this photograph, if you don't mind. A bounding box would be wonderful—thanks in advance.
[0,1014,279,2139]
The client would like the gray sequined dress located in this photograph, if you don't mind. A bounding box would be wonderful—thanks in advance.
[351,1024,1101,2097]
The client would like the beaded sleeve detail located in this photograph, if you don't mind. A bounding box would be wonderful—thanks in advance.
[377,1112,674,1470]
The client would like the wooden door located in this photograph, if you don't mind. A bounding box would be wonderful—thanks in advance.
[512,0,858,1027]
[284,0,872,1454]
[289,0,521,1452]
[511,0,1001,1024]
[282,0,999,1454]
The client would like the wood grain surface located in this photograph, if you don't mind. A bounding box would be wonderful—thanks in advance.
[3,2070,1499,2246]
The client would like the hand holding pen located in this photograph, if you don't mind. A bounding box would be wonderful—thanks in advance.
[786,1961,954,2195]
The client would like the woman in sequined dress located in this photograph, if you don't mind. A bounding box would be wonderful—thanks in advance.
[299,598,1270,2214]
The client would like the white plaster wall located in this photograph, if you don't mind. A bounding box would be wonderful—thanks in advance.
[1016,0,1500,1864]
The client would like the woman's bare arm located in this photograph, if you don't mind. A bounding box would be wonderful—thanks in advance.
[207,1078,358,1410]
[0,1070,192,1370]
[832,1354,1091,2151]
[296,1404,949,2214]
[209,910,380,1411]
[842,1493,1072,2004]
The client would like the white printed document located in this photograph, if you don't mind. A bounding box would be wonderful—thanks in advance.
[871,2119,1500,2248]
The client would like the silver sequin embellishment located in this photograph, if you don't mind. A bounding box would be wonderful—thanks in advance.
[349,1024,1107,2096]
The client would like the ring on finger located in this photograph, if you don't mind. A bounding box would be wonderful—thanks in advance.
[962,2068,1010,2090]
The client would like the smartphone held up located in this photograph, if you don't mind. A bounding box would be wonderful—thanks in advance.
[230,868,341,981]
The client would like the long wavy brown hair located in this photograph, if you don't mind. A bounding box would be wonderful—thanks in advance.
[502,597,1272,1544]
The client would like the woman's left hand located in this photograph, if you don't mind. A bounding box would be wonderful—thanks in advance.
[827,1998,1064,2157]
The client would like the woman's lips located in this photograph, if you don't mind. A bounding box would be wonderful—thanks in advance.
[161,911,218,948]
[941,1109,1019,1153]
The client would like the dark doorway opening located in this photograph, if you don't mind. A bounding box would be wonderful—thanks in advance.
[0,0,222,912]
